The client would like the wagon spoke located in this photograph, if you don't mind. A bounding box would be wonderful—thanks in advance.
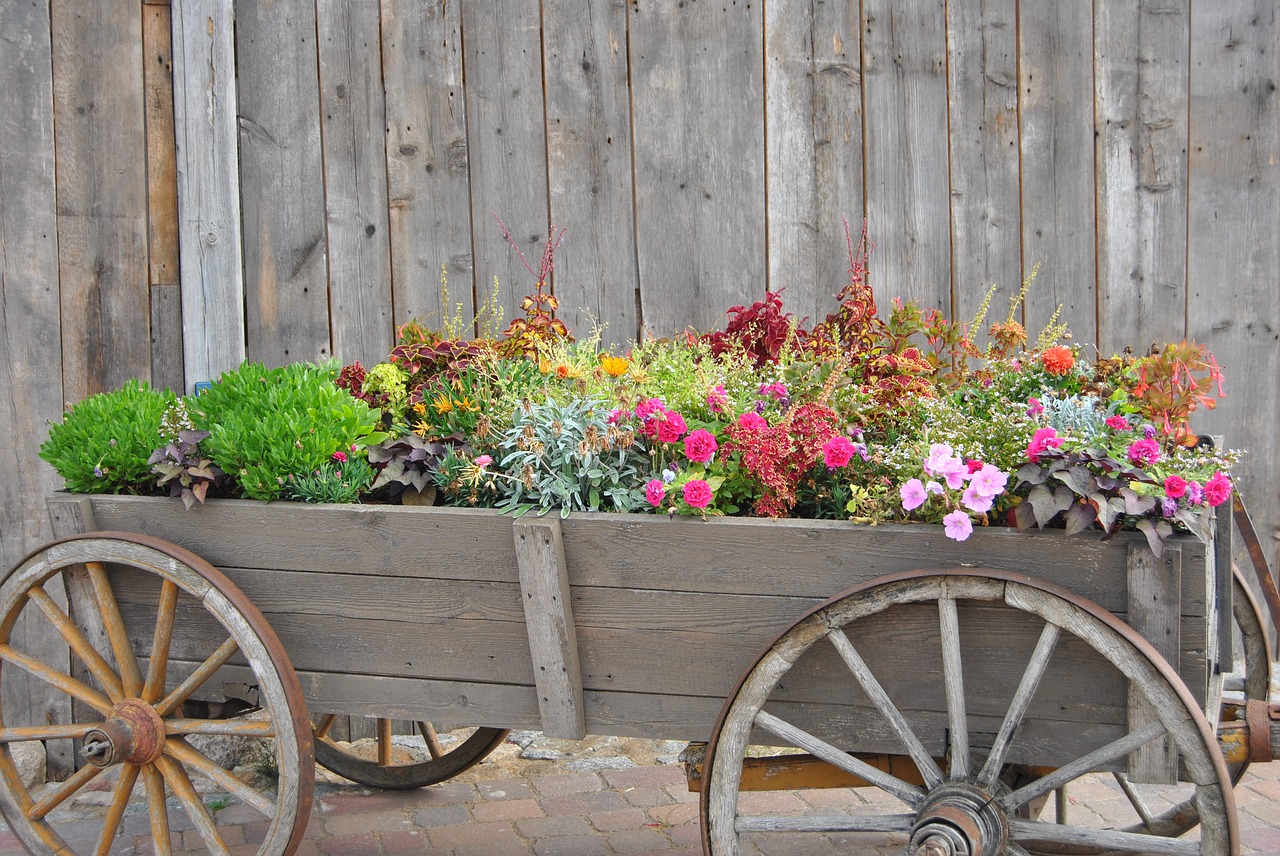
[379,717,394,766]
[143,580,180,703]
[1004,843,1033,856]
[0,723,99,742]
[977,620,1060,788]
[1112,772,1156,827]
[419,720,445,758]
[156,752,231,855]
[87,561,145,698]
[938,595,969,781]
[1000,720,1167,812]
[97,763,140,856]
[164,718,275,737]
[165,737,276,816]
[154,635,240,717]
[755,709,925,805]
[143,762,174,856]
[0,643,113,715]
[26,587,125,701]
[826,628,945,789]
[28,761,102,820]
[314,713,339,740]
[735,813,915,834]
[1008,818,1202,854]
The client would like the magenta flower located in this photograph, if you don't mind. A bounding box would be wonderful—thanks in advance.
[822,435,856,468]
[900,478,928,511]
[1026,397,1044,417]
[682,479,713,509]
[1187,481,1205,505]
[758,382,788,401]
[1105,415,1131,431]
[969,464,1008,498]
[634,397,665,420]
[1127,438,1161,467]
[1026,427,1064,463]
[645,479,666,508]
[1204,471,1232,507]
[683,429,718,463]
[331,451,348,463]
[656,411,688,444]
[737,411,767,431]
[1163,475,1187,499]
[943,509,974,541]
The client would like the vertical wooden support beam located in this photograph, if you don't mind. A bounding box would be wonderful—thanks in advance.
[1126,543,1181,784]
[1214,500,1235,677]
[513,519,585,740]
[45,495,99,776]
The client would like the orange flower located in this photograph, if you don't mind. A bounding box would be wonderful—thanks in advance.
[599,354,629,378]
[1041,345,1076,377]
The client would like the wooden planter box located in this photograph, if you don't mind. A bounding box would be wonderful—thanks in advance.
[47,493,1227,771]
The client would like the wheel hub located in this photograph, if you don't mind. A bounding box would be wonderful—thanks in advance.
[908,783,1008,856]
[82,698,167,767]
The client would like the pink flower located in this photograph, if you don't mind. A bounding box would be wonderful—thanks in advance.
[634,397,665,420]
[645,479,666,507]
[682,479,712,509]
[1204,472,1232,507]
[331,451,348,463]
[1127,438,1161,467]
[969,464,1008,498]
[822,436,856,468]
[1026,427,1064,463]
[900,478,928,511]
[473,454,492,468]
[758,382,788,401]
[706,385,728,413]
[1163,475,1187,499]
[1105,415,1131,431]
[943,509,974,541]
[737,411,768,431]
[966,459,985,474]
[656,411,688,444]
[924,443,954,477]
[683,429,718,463]
[1026,397,1044,417]
[925,481,945,496]
[961,486,994,513]
[941,457,969,490]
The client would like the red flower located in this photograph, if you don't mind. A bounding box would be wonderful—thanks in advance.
[1163,475,1187,499]
[683,429,718,463]
[1204,472,1232,507]
[682,479,713,509]
[331,451,348,463]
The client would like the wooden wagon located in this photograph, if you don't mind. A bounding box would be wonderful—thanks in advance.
[1,492,1276,855]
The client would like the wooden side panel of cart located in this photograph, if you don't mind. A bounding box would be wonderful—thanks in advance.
[51,494,1218,771]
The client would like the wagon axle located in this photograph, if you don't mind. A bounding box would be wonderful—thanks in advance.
[80,698,167,768]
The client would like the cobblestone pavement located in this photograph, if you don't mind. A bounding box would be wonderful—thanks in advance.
[3,730,1278,855]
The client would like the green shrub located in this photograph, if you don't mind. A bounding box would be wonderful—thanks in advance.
[190,362,385,501]
[40,379,176,494]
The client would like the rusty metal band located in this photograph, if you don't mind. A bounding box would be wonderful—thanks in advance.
[1246,700,1274,764]
[1231,494,1280,635]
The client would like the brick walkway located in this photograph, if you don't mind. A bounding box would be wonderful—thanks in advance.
[4,746,1278,855]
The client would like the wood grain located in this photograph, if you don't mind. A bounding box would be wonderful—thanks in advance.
[629,0,766,336]
[381,0,473,328]
[170,0,246,388]
[143,3,180,288]
[764,0,865,323]
[542,0,639,347]
[236,0,331,366]
[861,0,951,311]
[317,0,394,366]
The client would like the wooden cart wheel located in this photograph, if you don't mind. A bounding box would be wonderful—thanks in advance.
[312,715,508,789]
[701,568,1238,856]
[0,533,313,856]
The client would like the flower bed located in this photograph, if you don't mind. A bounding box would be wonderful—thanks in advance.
[40,227,1238,558]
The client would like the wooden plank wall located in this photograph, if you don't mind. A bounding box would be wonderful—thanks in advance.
[0,0,1276,764]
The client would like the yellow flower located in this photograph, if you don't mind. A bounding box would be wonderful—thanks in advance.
[599,354,629,378]
[538,359,553,374]
[432,394,453,414]
[456,396,479,412]
[412,402,427,416]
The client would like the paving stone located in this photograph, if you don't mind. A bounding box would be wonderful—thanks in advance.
[316,831,381,855]
[380,827,431,853]
[480,779,537,800]
[602,765,687,790]
[532,771,606,797]
[473,796,545,822]
[646,802,699,826]
[427,819,522,851]
[323,807,411,837]
[586,806,649,832]
[532,834,609,855]
[515,814,594,838]
[606,827,672,853]
[539,789,630,817]
[410,802,472,827]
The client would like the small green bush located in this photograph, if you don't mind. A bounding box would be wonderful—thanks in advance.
[190,362,385,501]
[40,379,176,494]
